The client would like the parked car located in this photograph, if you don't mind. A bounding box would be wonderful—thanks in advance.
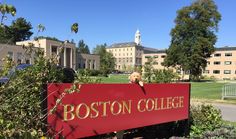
[0,64,32,85]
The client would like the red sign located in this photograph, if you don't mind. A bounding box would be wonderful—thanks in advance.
[47,83,190,139]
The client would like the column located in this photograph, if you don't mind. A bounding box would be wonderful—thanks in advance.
[70,48,73,68]
[64,47,67,67]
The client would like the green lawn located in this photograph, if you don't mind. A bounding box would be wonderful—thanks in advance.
[191,82,225,100]
[100,74,129,83]
[99,74,236,102]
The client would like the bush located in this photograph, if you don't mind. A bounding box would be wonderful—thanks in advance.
[152,69,179,83]
[0,49,64,138]
[201,125,236,139]
[190,104,223,138]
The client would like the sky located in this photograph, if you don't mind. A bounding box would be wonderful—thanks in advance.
[2,0,236,51]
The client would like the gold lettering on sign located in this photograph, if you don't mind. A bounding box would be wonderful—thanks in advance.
[76,103,90,119]
[137,99,146,112]
[122,100,132,114]
[146,98,155,111]
[179,96,184,108]
[99,101,110,117]
[110,101,122,115]
[63,104,75,121]
[90,102,99,118]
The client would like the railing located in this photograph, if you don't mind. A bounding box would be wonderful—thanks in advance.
[222,83,236,100]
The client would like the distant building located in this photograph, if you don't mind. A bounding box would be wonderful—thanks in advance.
[0,38,100,71]
[76,53,100,70]
[142,47,236,80]
[0,43,37,68]
[16,39,77,69]
[142,50,167,70]
[203,47,236,80]
[106,30,157,71]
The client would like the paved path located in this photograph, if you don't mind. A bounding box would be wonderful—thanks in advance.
[213,103,236,122]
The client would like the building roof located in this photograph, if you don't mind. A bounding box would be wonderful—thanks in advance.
[108,42,139,48]
[215,46,236,51]
[108,42,158,53]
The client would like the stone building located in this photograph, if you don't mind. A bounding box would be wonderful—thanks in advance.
[0,38,100,71]
[142,47,236,80]
[106,30,157,71]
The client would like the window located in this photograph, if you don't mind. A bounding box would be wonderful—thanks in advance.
[17,52,22,64]
[224,70,231,74]
[214,53,221,57]
[225,53,232,57]
[203,70,209,74]
[214,61,221,65]
[26,59,31,64]
[127,48,128,51]
[130,53,132,55]
[176,70,181,74]
[7,51,13,60]
[213,70,220,74]
[127,53,128,56]
[161,55,166,58]
[207,61,210,65]
[119,49,121,51]
[131,48,132,51]
[115,49,116,51]
[153,55,158,58]
[184,71,190,75]
[224,61,232,65]
[153,62,158,65]
[123,48,125,51]
[145,56,151,58]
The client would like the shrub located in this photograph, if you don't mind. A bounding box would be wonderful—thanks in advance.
[0,49,64,138]
[152,69,179,83]
[190,104,223,138]
[201,125,236,139]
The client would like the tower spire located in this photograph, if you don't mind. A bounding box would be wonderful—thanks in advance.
[134,29,141,45]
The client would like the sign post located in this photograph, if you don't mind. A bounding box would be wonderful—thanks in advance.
[47,83,190,139]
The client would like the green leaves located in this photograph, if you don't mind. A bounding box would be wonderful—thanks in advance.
[71,23,78,33]
[165,0,221,81]
[0,4,16,16]
[37,24,46,33]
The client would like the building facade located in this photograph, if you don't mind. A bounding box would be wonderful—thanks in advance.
[0,44,37,68]
[76,53,100,70]
[142,47,236,80]
[106,30,157,71]
[0,39,100,71]
[16,39,77,69]
[203,47,236,80]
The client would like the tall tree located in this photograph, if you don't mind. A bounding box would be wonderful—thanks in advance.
[164,0,221,81]
[0,17,33,44]
[0,3,16,25]
[77,40,90,54]
[9,17,33,42]
[93,43,115,76]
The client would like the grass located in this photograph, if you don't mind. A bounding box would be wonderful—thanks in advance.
[100,74,129,83]
[191,82,225,100]
[223,120,236,127]
[98,74,236,104]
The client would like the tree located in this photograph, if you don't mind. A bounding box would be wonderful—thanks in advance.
[143,57,154,83]
[9,17,33,43]
[0,3,16,25]
[164,0,221,81]
[93,44,115,76]
[77,40,90,54]
[0,17,33,44]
